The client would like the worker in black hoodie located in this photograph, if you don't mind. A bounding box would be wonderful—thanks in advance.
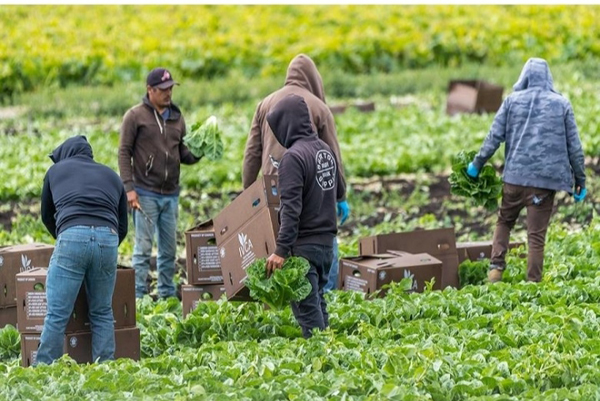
[265,94,345,338]
[36,135,128,365]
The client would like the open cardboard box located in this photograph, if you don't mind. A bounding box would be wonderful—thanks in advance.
[181,284,227,318]
[446,79,503,116]
[456,240,526,264]
[359,228,459,288]
[340,252,442,297]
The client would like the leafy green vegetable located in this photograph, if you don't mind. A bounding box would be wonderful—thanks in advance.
[245,257,312,310]
[448,150,502,211]
[0,325,20,361]
[458,258,489,286]
[184,115,224,160]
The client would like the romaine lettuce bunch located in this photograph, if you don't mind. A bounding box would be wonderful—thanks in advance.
[184,115,224,160]
[246,257,312,310]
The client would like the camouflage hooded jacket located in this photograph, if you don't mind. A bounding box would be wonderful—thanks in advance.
[473,58,586,194]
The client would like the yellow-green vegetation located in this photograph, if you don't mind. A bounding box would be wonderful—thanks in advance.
[1,5,600,97]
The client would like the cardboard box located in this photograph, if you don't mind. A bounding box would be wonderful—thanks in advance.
[16,267,136,333]
[354,101,375,112]
[340,253,443,297]
[0,243,54,308]
[329,104,347,115]
[0,306,17,329]
[446,80,503,115]
[20,327,141,367]
[213,175,279,245]
[218,206,280,301]
[181,284,227,318]
[185,221,223,285]
[359,228,460,289]
[456,241,526,265]
[82,267,136,331]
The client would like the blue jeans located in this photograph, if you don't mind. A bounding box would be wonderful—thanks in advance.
[133,195,178,299]
[323,237,339,292]
[36,226,118,365]
[290,243,333,338]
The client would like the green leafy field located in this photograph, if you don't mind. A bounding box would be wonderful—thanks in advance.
[1,8,599,397]
[1,220,600,399]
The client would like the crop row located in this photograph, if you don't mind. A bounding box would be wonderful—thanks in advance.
[1,5,600,97]
[2,77,600,203]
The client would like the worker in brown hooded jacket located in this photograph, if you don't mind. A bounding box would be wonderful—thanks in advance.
[242,54,349,292]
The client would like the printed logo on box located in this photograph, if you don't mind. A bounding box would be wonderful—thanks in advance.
[238,233,254,258]
[403,269,418,291]
[20,254,32,272]
[69,337,78,348]
[238,232,257,270]
[0,255,3,267]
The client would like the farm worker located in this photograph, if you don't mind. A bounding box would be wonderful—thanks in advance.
[265,94,345,338]
[242,53,349,292]
[467,58,586,283]
[37,136,128,364]
[119,68,201,299]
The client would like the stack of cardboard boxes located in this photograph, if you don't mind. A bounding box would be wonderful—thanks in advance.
[339,228,459,297]
[16,266,139,366]
[340,228,527,297]
[0,244,54,329]
[182,175,279,312]
[182,221,226,318]
[213,175,280,301]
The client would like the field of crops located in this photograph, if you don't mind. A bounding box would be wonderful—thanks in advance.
[1,5,600,400]
[1,5,600,98]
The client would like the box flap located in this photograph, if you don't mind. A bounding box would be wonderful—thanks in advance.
[214,175,278,244]
[0,243,54,254]
[185,219,214,234]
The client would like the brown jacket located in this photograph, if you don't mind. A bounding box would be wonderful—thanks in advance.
[118,96,198,195]
[242,54,346,199]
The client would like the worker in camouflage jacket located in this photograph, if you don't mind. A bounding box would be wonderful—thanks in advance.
[468,57,586,283]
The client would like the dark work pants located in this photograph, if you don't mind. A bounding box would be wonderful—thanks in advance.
[290,243,333,338]
[491,183,555,282]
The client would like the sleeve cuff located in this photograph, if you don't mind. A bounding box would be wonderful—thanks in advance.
[124,182,135,192]
[275,245,290,258]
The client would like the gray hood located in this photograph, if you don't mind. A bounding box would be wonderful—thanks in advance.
[513,58,557,92]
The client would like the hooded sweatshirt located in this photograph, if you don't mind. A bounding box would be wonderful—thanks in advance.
[243,54,346,199]
[267,94,345,258]
[41,136,128,243]
[119,96,199,195]
[473,58,586,193]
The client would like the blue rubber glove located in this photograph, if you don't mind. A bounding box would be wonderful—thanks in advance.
[573,187,587,203]
[337,201,350,225]
[466,162,479,178]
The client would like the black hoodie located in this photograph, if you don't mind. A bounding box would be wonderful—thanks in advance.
[41,136,128,244]
[267,94,345,257]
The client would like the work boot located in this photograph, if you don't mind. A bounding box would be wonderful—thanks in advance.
[488,265,503,283]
